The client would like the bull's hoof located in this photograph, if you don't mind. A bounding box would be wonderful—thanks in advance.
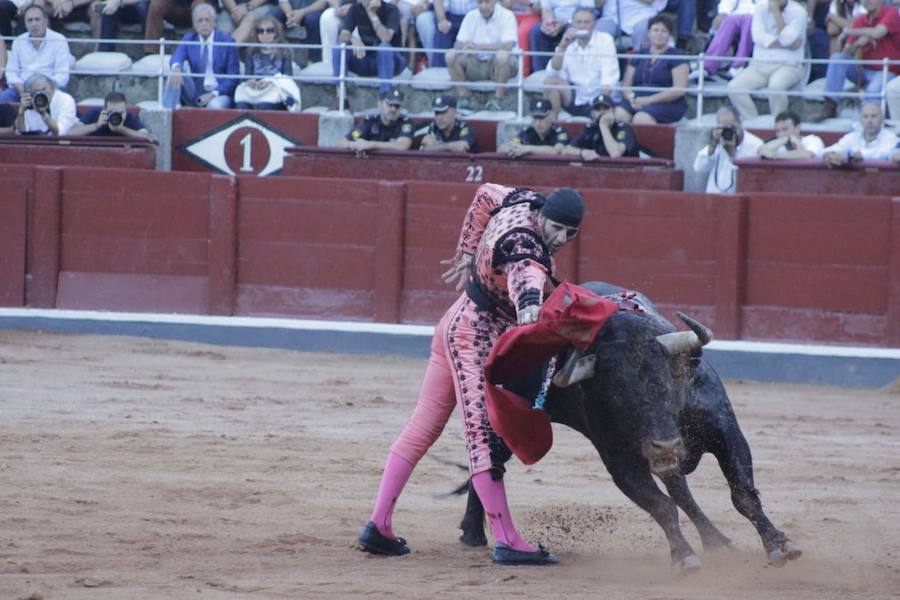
[459,530,488,547]
[767,539,802,567]
[671,553,702,576]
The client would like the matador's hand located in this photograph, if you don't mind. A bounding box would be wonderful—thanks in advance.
[440,251,472,291]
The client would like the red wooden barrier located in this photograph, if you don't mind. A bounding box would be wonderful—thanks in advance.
[743,193,894,345]
[0,166,896,346]
[283,147,683,190]
[0,166,31,307]
[736,159,900,195]
[0,135,157,170]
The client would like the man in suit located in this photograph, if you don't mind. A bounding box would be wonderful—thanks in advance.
[162,2,240,109]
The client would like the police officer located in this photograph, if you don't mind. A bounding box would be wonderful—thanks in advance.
[337,87,414,155]
[499,98,569,158]
[419,94,477,153]
[564,94,639,161]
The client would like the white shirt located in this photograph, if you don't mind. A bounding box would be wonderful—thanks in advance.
[547,31,619,106]
[22,89,77,135]
[694,130,764,194]
[717,0,757,16]
[540,0,595,22]
[6,28,72,89]
[823,127,900,160]
[456,5,518,60]
[751,0,806,64]
[603,0,667,35]
[789,134,825,157]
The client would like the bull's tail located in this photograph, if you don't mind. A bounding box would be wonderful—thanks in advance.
[428,454,471,497]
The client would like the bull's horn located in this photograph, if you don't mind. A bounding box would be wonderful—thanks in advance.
[656,331,701,355]
[676,312,713,346]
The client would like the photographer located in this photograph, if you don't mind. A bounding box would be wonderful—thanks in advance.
[13,72,77,135]
[69,91,155,141]
[693,105,762,194]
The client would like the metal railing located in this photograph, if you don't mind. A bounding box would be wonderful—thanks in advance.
[3,34,898,120]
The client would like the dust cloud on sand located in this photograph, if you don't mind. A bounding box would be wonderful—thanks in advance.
[1,330,898,599]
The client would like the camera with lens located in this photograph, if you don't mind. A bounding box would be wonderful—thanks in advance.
[32,92,49,110]
[720,124,737,142]
[107,111,124,127]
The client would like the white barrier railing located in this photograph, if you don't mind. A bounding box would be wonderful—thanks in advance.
[2,34,898,120]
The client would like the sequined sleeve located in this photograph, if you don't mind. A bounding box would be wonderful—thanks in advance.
[455,183,515,256]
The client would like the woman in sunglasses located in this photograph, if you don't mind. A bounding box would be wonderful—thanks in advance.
[234,15,302,110]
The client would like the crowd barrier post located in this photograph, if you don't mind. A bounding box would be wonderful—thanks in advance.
[337,42,347,113]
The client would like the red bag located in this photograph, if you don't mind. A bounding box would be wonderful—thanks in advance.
[485,282,618,465]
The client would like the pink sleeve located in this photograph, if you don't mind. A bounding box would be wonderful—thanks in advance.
[505,258,551,312]
[455,183,515,256]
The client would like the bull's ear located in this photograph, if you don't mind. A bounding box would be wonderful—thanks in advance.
[552,351,596,388]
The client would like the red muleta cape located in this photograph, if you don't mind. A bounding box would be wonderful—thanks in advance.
[484,282,618,465]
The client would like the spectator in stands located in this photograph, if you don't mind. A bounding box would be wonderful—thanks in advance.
[68,90,156,140]
[503,0,540,75]
[336,87,414,153]
[215,0,269,44]
[319,0,353,68]
[12,72,76,134]
[809,0,900,122]
[162,3,240,109]
[0,4,71,103]
[273,0,326,61]
[417,0,476,68]
[333,0,406,95]
[144,0,213,54]
[614,14,688,125]
[90,0,151,52]
[693,104,763,193]
[887,74,900,120]
[47,0,94,29]
[419,93,478,151]
[697,0,758,80]
[822,102,898,165]
[542,7,618,117]
[825,0,865,54]
[529,0,594,72]
[498,96,569,156]
[600,0,706,51]
[726,0,807,121]
[446,0,518,110]
[385,0,429,69]
[234,15,301,109]
[757,109,824,158]
[1,0,17,39]
[562,93,639,159]
[0,101,14,134]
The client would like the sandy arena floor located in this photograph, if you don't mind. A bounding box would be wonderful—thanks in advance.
[0,330,898,599]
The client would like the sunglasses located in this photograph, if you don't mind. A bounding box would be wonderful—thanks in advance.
[256,27,276,34]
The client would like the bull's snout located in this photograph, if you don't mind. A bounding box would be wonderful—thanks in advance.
[642,438,687,476]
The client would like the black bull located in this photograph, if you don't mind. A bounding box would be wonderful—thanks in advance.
[459,282,801,572]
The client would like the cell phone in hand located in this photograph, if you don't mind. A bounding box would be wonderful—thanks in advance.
[571,30,591,39]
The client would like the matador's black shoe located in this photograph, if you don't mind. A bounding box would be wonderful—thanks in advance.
[358,521,411,556]
[492,542,559,566]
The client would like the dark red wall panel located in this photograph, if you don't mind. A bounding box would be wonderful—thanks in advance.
[0,177,28,306]
[234,176,381,317]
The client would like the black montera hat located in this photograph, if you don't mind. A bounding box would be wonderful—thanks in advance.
[540,188,584,227]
